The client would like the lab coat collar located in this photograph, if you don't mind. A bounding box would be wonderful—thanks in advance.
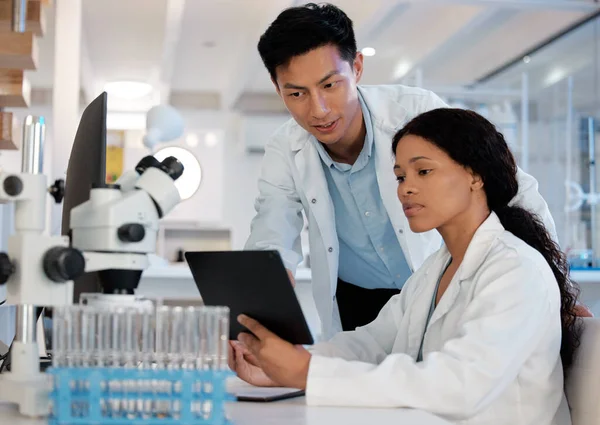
[358,85,408,133]
[433,211,506,282]
[289,85,409,152]
[423,212,505,329]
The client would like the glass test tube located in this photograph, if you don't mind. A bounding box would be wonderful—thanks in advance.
[154,306,171,418]
[109,308,124,417]
[168,307,184,370]
[169,307,185,419]
[80,307,96,367]
[139,308,154,419]
[96,310,111,418]
[96,310,111,367]
[122,309,138,418]
[216,307,230,371]
[183,307,200,370]
[202,307,217,420]
[51,306,66,368]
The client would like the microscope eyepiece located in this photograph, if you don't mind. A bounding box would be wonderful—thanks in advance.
[135,156,162,175]
[160,156,184,181]
[135,155,183,181]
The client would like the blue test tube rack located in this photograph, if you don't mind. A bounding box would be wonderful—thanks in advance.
[47,367,235,425]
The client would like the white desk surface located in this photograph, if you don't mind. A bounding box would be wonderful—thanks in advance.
[0,401,451,425]
[0,380,451,425]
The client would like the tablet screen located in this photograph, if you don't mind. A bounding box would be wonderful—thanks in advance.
[185,250,314,345]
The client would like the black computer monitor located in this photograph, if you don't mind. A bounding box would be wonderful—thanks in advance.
[61,91,108,301]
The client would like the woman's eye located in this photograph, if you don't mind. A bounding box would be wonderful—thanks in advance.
[418,169,432,176]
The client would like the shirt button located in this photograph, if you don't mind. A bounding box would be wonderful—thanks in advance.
[311,198,317,204]
[328,247,333,253]
[396,274,401,278]
[380,247,385,252]
[365,211,371,217]
[399,229,404,234]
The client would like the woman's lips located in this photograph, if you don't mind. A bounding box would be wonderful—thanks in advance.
[403,204,424,217]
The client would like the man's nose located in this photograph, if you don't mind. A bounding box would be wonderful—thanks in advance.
[310,93,330,119]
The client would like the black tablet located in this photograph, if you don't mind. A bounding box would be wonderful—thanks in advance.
[185,250,314,345]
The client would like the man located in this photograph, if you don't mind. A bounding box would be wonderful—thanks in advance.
[244,3,563,340]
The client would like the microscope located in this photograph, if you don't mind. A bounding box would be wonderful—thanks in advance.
[0,114,184,417]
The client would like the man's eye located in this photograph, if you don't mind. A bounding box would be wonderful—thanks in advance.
[396,176,405,183]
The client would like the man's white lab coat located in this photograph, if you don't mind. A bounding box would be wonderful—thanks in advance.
[307,212,571,425]
[245,84,557,339]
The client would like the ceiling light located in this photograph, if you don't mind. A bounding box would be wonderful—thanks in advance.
[205,132,218,147]
[104,81,153,100]
[393,61,412,80]
[545,68,566,86]
[361,47,376,57]
[186,133,199,148]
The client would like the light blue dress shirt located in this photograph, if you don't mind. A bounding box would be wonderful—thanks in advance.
[313,93,412,290]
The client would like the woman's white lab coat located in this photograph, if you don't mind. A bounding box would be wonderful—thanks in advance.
[306,213,571,425]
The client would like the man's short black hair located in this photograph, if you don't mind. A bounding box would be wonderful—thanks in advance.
[257,3,357,82]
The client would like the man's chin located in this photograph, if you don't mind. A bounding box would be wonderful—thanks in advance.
[312,133,341,145]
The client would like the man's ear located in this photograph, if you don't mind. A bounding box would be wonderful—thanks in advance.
[353,52,364,83]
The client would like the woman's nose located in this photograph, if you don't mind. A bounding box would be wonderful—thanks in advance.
[399,181,416,197]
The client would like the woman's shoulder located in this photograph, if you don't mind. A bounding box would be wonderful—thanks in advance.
[477,230,558,293]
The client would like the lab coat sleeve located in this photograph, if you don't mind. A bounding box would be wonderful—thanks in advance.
[310,290,408,363]
[306,256,559,420]
[244,138,304,273]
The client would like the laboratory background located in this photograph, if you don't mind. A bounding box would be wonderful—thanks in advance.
[0,0,599,405]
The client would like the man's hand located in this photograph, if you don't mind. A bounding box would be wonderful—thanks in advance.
[286,268,296,288]
[574,303,594,318]
[237,314,311,390]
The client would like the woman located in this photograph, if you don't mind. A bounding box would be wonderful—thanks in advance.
[230,108,580,425]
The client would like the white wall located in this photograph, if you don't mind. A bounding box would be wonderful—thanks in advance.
[222,113,265,249]
[119,109,278,250]
[165,110,271,250]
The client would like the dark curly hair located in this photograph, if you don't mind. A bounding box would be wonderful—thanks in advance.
[257,3,357,81]
[392,108,581,372]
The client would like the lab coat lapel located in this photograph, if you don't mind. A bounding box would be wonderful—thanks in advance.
[365,90,415,269]
[427,213,506,329]
[427,274,461,329]
[293,137,339,297]
[405,249,449,356]
[360,86,442,272]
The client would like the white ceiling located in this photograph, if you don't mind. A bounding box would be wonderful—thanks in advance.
[23,0,600,112]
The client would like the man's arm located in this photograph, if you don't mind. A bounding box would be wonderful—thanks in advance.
[244,139,305,279]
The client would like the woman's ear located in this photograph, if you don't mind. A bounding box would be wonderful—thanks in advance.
[467,168,484,191]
